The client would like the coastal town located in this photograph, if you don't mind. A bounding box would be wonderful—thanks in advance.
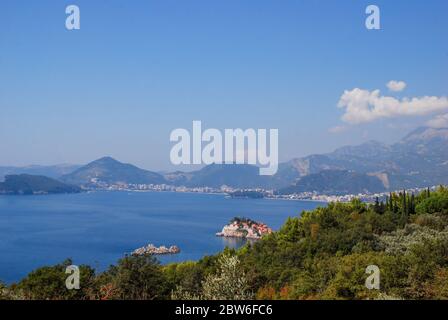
[216,217,273,239]
[84,179,440,204]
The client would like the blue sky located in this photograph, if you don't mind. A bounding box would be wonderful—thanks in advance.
[0,0,447,170]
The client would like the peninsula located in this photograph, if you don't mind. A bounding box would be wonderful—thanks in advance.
[0,174,81,195]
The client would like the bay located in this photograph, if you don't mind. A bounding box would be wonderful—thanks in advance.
[0,191,323,284]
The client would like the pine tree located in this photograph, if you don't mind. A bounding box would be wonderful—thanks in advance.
[379,200,385,215]
[410,193,416,215]
[392,193,398,214]
[400,190,408,226]
[374,197,380,214]
[403,190,407,216]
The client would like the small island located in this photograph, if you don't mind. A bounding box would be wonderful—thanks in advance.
[132,244,180,256]
[216,217,272,240]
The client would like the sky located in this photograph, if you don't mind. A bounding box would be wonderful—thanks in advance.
[0,0,447,170]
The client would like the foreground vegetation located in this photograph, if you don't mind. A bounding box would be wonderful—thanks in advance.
[1,187,448,300]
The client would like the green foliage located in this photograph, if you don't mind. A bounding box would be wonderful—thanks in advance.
[16,259,95,300]
[377,224,448,255]
[172,254,253,300]
[412,213,448,230]
[238,188,448,300]
[105,255,169,300]
[0,174,81,195]
[0,281,9,300]
[201,254,253,300]
[416,193,448,215]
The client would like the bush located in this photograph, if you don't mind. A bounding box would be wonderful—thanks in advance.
[416,194,448,215]
[412,214,448,230]
[107,255,169,300]
[377,224,448,255]
[16,259,95,300]
[172,254,253,300]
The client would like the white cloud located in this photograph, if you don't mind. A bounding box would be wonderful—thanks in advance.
[426,113,448,128]
[387,80,407,92]
[337,88,448,124]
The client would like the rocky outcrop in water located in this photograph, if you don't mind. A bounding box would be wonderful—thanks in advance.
[132,244,180,256]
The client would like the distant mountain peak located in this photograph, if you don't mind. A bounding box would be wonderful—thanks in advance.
[401,126,448,143]
[278,169,386,195]
[90,156,121,164]
[331,140,390,158]
[61,156,165,186]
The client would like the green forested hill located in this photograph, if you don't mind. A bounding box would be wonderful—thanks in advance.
[61,156,166,186]
[0,174,81,195]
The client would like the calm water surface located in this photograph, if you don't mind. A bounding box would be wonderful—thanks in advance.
[0,191,323,283]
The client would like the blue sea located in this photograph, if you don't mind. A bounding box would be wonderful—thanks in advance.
[0,191,323,284]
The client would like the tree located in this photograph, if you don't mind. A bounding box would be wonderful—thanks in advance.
[16,259,95,300]
[202,254,253,300]
[403,190,407,216]
[110,255,169,300]
[374,197,380,214]
[416,194,448,215]
[172,254,253,300]
[410,194,416,215]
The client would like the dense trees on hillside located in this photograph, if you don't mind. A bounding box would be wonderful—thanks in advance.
[0,174,81,195]
[12,259,95,300]
[1,187,448,300]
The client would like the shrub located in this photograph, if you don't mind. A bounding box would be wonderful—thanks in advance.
[416,194,448,215]
[108,255,169,300]
[172,254,253,300]
[16,259,95,300]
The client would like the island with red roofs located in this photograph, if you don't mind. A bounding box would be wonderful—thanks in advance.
[216,217,273,240]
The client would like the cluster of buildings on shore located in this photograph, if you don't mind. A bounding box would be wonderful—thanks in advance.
[95,182,222,194]
[216,218,273,239]
[86,180,440,204]
[270,186,439,203]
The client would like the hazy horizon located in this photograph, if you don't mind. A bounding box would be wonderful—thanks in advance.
[1,0,447,171]
[0,124,442,171]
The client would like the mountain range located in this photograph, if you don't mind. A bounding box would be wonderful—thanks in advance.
[280,126,448,192]
[165,126,448,193]
[1,127,447,195]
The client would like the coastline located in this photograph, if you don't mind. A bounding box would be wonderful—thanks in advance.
[74,189,328,203]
